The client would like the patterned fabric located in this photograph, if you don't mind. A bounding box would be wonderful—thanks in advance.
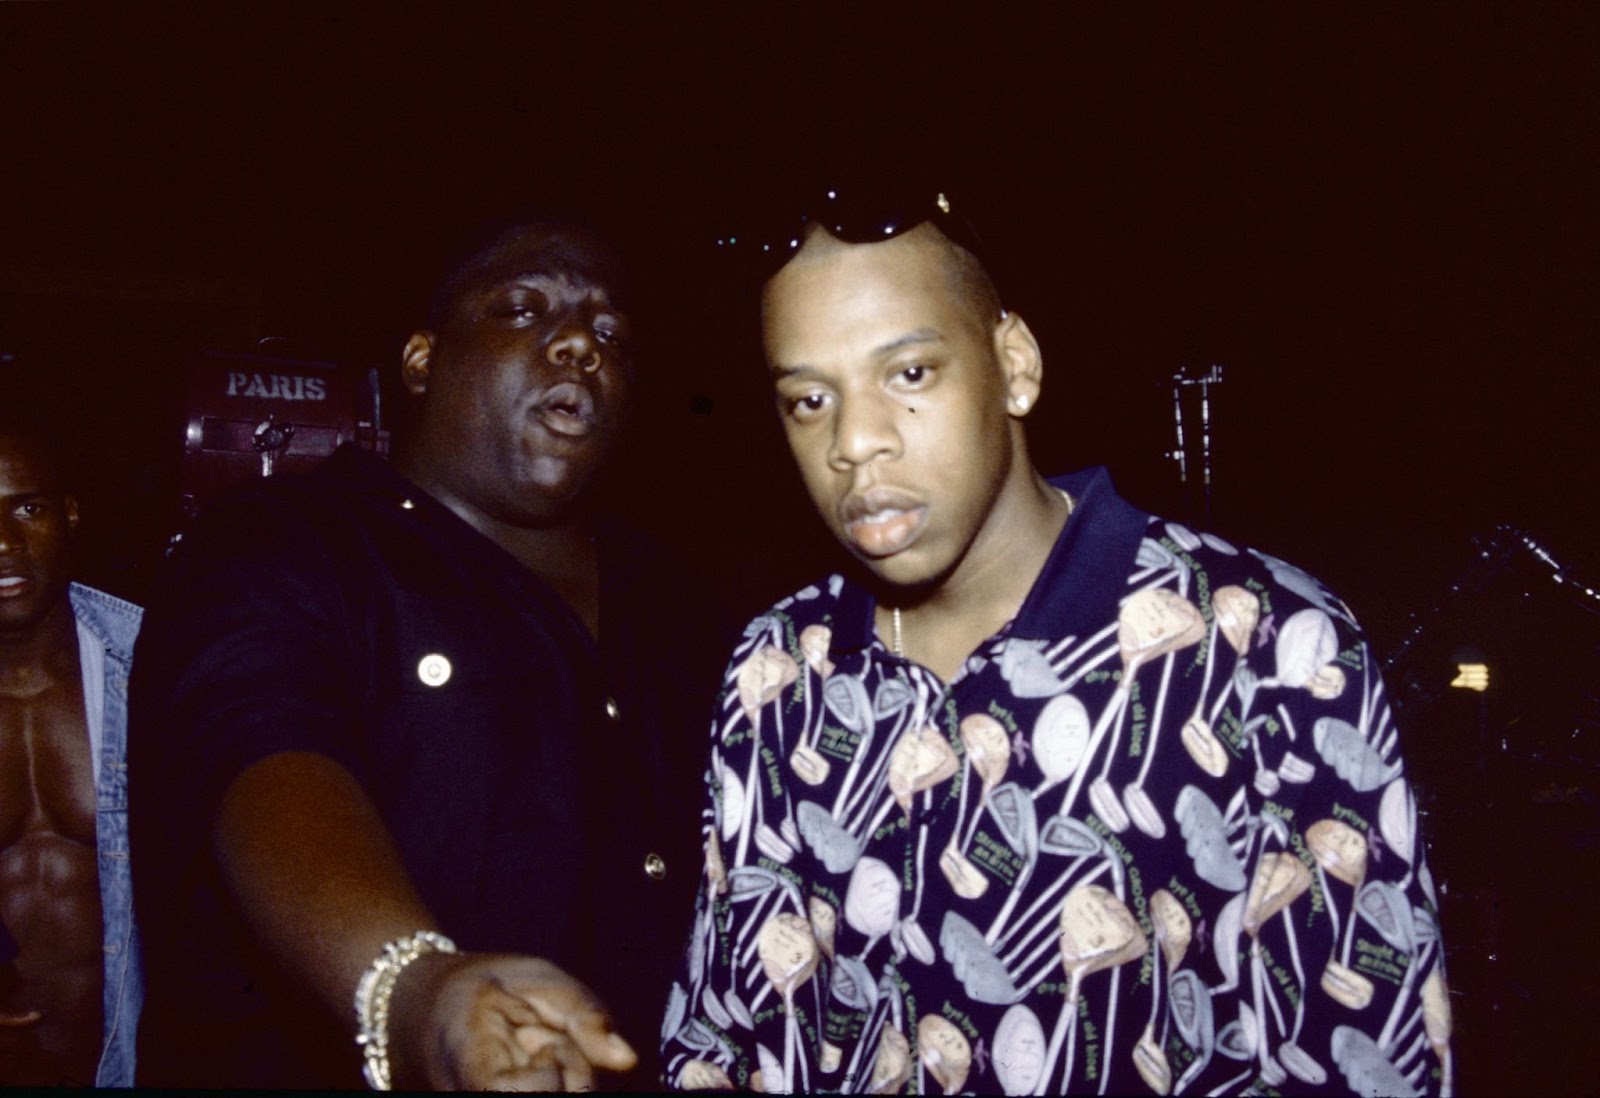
[69,582,144,1088]
[662,469,1451,1095]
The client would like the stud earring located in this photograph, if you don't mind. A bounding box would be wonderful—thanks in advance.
[1014,393,1031,413]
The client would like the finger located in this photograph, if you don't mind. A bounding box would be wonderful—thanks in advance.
[490,1057,565,1093]
[514,1022,563,1060]
[550,1037,597,1093]
[455,988,538,1087]
[492,1034,586,1093]
[564,1012,637,1073]
[499,975,634,1072]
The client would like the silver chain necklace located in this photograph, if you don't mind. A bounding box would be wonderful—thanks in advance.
[889,488,1073,658]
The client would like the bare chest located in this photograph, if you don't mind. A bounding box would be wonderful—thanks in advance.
[0,681,95,849]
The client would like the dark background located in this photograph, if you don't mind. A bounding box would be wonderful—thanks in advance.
[2,6,1595,1093]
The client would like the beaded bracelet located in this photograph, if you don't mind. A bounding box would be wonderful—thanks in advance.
[353,930,458,1090]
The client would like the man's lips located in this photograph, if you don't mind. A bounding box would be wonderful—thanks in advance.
[0,574,31,599]
[839,487,928,557]
[531,382,600,439]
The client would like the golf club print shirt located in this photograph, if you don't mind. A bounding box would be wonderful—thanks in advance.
[663,467,1452,1095]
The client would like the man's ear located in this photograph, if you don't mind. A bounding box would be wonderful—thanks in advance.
[64,496,79,533]
[401,332,436,396]
[995,311,1044,417]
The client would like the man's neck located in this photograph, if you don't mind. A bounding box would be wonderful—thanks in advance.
[394,459,604,638]
[482,520,603,641]
[0,598,80,693]
[884,471,1068,682]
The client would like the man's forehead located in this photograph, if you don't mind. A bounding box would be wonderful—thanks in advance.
[767,230,967,325]
[0,436,60,488]
[473,228,628,294]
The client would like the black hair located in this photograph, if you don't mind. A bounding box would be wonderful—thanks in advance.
[424,207,635,330]
[781,221,1005,329]
[932,228,1005,327]
[0,401,74,492]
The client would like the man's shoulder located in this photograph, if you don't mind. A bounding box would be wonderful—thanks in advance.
[1141,517,1364,634]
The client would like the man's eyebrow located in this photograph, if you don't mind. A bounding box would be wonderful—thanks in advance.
[769,329,947,380]
[489,269,628,308]
[495,269,556,286]
[770,363,822,381]
[872,328,945,357]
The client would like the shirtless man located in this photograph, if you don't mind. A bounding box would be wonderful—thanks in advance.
[0,423,142,1086]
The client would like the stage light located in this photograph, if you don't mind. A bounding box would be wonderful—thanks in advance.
[1451,663,1490,692]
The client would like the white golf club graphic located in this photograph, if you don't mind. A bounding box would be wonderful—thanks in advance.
[1174,584,1256,782]
[1029,693,1092,799]
[1305,818,1374,1009]
[992,1003,1047,1095]
[1033,884,1148,1094]
[729,643,799,866]
[754,911,820,1093]
[1065,588,1205,832]
[1239,851,1314,1087]
[940,712,1013,898]
[916,1013,973,1094]
[788,639,834,786]
[1133,888,1192,1094]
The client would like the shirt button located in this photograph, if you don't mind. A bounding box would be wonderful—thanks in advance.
[417,653,452,687]
[644,853,667,881]
[604,697,622,722]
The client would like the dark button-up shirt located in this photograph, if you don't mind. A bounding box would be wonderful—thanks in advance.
[663,468,1451,1095]
[132,445,731,1089]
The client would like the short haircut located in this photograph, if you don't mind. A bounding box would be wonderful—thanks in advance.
[425,211,633,330]
[937,230,1005,328]
[788,222,1004,330]
[0,404,72,492]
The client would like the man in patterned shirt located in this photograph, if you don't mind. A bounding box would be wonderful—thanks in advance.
[662,192,1452,1095]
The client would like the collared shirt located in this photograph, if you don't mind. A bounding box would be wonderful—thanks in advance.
[131,446,733,1089]
[69,582,143,1088]
[663,468,1452,1095]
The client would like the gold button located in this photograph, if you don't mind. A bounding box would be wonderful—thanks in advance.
[604,697,621,721]
[417,653,452,687]
[644,853,666,880]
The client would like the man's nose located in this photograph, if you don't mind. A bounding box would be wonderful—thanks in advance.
[828,393,900,471]
[546,323,603,374]
[0,513,21,554]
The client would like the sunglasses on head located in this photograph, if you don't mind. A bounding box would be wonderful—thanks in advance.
[715,186,992,281]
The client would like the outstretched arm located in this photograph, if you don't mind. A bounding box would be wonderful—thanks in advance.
[216,750,635,1090]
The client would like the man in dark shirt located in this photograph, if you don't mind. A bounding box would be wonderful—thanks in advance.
[131,218,732,1090]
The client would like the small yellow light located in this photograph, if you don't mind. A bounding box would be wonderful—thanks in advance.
[1450,663,1489,692]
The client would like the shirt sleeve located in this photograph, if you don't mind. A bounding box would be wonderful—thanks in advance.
[661,615,831,1091]
[130,485,362,855]
[1194,600,1454,1097]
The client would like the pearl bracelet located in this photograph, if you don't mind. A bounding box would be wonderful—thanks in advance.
[353,929,458,1090]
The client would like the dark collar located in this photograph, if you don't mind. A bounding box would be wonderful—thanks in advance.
[830,467,1152,653]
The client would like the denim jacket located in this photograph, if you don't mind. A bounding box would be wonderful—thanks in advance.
[69,583,143,1087]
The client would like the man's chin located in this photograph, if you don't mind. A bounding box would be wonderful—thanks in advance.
[0,599,55,635]
[849,546,949,600]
